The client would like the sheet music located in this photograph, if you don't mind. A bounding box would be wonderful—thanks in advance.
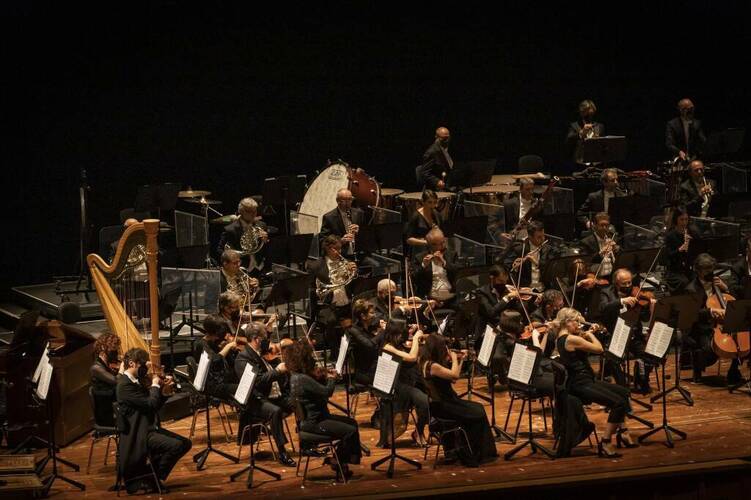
[234,363,257,405]
[477,325,497,367]
[438,316,449,335]
[335,335,349,375]
[36,361,53,401]
[32,342,50,384]
[193,351,210,392]
[507,343,537,386]
[373,353,399,395]
[608,317,630,359]
[645,321,674,359]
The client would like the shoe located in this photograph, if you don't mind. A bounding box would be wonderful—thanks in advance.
[334,465,353,482]
[125,479,149,495]
[616,429,639,449]
[597,437,622,458]
[278,451,296,467]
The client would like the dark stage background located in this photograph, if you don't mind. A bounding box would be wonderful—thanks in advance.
[4,2,750,295]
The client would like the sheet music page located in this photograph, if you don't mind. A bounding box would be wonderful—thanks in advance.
[645,321,673,359]
[32,342,50,384]
[335,335,349,375]
[36,361,53,400]
[372,353,399,395]
[234,363,257,405]
[477,325,497,367]
[507,343,537,385]
[194,351,210,392]
[438,316,449,335]
[608,317,630,359]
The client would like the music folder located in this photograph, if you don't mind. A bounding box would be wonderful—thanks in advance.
[194,350,210,392]
[507,343,541,389]
[234,363,257,406]
[372,352,401,397]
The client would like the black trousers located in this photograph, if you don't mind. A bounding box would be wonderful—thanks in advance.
[301,414,362,465]
[570,379,631,424]
[241,396,293,451]
[146,428,192,481]
[379,382,429,444]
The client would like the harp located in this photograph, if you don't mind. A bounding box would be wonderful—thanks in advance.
[87,219,162,373]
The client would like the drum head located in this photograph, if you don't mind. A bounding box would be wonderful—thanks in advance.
[298,163,350,234]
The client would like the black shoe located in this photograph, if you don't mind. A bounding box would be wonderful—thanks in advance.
[125,479,149,495]
[597,438,622,458]
[616,428,639,449]
[278,451,296,467]
[334,465,353,482]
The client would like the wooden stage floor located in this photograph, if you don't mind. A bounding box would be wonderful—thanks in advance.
[20,361,751,498]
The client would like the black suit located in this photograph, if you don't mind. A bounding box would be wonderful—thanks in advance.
[346,323,383,386]
[217,219,268,272]
[684,278,719,375]
[319,207,365,256]
[666,117,706,158]
[678,178,715,217]
[503,195,541,233]
[566,121,605,162]
[417,141,452,190]
[576,188,628,228]
[307,256,355,357]
[579,233,620,277]
[115,375,191,486]
[502,239,552,289]
[473,284,515,383]
[729,256,751,299]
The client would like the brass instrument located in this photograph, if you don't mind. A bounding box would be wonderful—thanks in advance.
[225,270,259,307]
[580,121,598,140]
[228,222,266,256]
[682,228,692,251]
[700,175,713,218]
[316,251,357,298]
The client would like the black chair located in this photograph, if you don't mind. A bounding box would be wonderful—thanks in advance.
[292,400,345,484]
[113,402,162,496]
[503,389,551,442]
[518,154,544,174]
[422,397,472,469]
[86,386,118,474]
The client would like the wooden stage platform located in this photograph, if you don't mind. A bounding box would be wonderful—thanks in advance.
[13,361,751,499]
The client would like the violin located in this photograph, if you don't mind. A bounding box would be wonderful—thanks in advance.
[578,272,610,289]
[505,284,542,301]
[263,337,295,362]
[520,321,550,340]
[630,286,655,308]
[393,295,431,310]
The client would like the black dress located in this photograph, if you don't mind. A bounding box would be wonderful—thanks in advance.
[423,361,498,466]
[90,357,118,427]
[404,210,442,255]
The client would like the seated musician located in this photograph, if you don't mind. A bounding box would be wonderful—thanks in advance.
[729,237,751,299]
[308,235,357,359]
[319,188,364,258]
[217,197,269,275]
[233,323,296,466]
[412,227,459,309]
[576,168,628,230]
[492,310,525,385]
[287,341,361,482]
[405,189,443,252]
[555,308,636,458]
[416,126,452,191]
[503,220,551,291]
[678,160,715,218]
[503,178,538,239]
[419,334,498,467]
[216,291,267,335]
[664,206,699,294]
[515,311,556,397]
[474,265,520,340]
[343,299,384,386]
[566,99,605,164]
[579,212,619,282]
[90,332,122,427]
[116,348,191,494]
[374,278,400,322]
[193,315,240,400]
[530,289,565,325]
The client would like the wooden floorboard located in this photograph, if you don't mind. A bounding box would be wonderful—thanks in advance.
[11,360,751,499]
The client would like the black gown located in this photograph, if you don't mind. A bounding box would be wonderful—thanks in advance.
[90,357,118,427]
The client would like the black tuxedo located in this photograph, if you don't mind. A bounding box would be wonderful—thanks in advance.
[576,188,628,227]
[566,120,605,162]
[502,239,552,289]
[665,117,706,158]
[320,207,365,257]
[416,141,452,190]
[473,284,512,338]
[115,375,191,485]
[678,178,715,217]
[346,323,383,386]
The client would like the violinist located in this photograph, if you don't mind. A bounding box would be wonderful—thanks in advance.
[116,348,191,494]
[678,160,715,218]
[503,178,539,240]
[374,278,400,322]
[579,212,619,281]
[729,237,751,299]
[561,258,604,318]
[405,189,444,251]
[473,265,520,341]
[233,323,296,466]
[413,228,459,308]
[90,332,123,427]
[504,220,550,291]
[193,315,240,400]
[517,311,556,397]
[576,168,628,230]
[664,206,700,294]
[529,289,565,325]
[344,299,384,387]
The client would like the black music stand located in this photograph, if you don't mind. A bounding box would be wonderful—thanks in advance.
[266,234,314,268]
[262,175,307,235]
[356,222,403,255]
[135,183,180,215]
[477,327,514,443]
[724,300,751,395]
[578,136,627,165]
[448,159,496,192]
[370,353,422,478]
[503,345,555,460]
[265,272,311,338]
[443,215,489,244]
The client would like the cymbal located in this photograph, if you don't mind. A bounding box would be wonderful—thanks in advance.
[211,215,238,224]
[184,197,222,205]
[178,188,212,198]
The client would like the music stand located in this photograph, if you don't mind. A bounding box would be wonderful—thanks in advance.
[723,300,751,395]
[266,234,314,268]
[135,183,180,215]
[613,247,662,279]
[578,136,627,165]
[442,215,488,244]
[356,222,403,255]
[265,272,311,338]
[262,176,307,235]
[448,159,496,191]
[477,326,514,443]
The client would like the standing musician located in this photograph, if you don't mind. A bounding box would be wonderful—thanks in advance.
[666,98,706,162]
[193,315,240,400]
[405,189,443,252]
[308,235,357,359]
[504,220,551,291]
[320,188,364,258]
[417,126,453,191]
[555,308,636,458]
[729,237,751,299]
[678,160,715,218]
[576,168,628,230]
[90,332,122,428]
[413,228,459,309]
[503,178,539,240]
[217,198,269,275]
[233,323,296,466]
[579,212,620,282]
[566,99,605,165]
[664,206,699,294]
[116,348,192,494]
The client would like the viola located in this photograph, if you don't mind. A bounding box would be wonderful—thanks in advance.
[578,272,609,289]
[263,337,295,362]
[520,321,550,340]
[505,284,542,301]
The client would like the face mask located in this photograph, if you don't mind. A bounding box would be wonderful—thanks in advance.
[106,350,119,364]
[137,364,149,379]
[259,338,270,354]
[619,286,632,296]
[231,310,240,322]
[439,138,449,147]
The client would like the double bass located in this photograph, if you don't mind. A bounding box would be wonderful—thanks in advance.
[709,284,751,360]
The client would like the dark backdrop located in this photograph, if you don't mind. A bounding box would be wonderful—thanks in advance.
[4,2,750,294]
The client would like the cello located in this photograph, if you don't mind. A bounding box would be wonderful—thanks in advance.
[708,283,751,360]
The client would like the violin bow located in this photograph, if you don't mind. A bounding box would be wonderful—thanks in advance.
[507,261,534,327]
[555,276,572,308]
[636,246,664,297]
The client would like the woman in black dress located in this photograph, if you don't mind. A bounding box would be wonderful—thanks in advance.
[287,341,361,481]
[419,334,498,467]
[664,206,698,294]
[89,332,122,427]
[405,189,443,252]
[555,307,636,457]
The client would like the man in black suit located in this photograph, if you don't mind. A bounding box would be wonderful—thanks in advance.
[729,237,751,299]
[416,126,453,191]
[116,348,191,494]
[233,323,296,466]
[579,212,620,282]
[576,168,628,229]
[474,265,519,338]
[678,160,715,217]
[503,221,552,291]
[529,289,565,325]
[503,178,539,238]
[217,197,269,275]
[319,188,365,258]
[666,98,706,161]
[566,99,605,164]
[412,228,459,309]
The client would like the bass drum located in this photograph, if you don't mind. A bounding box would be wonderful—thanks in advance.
[349,167,380,210]
[297,162,350,235]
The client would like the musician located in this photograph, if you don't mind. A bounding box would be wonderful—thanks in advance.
[413,228,459,308]
[116,348,192,494]
[419,334,498,467]
[474,265,519,338]
[555,308,636,457]
[566,99,605,164]
[530,289,565,325]
[579,212,619,281]
[678,160,715,217]
[664,206,699,294]
[374,279,399,322]
[417,126,453,191]
[308,235,357,358]
[90,332,122,427]
[666,98,706,161]
[344,299,384,386]
[287,340,361,482]
[503,178,539,239]
[729,237,751,299]
[219,249,260,304]
[233,323,296,466]
[319,188,364,257]
[193,315,240,400]
[217,198,269,274]
[405,189,443,251]
[504,220,551,291]
[576,168,628,229]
